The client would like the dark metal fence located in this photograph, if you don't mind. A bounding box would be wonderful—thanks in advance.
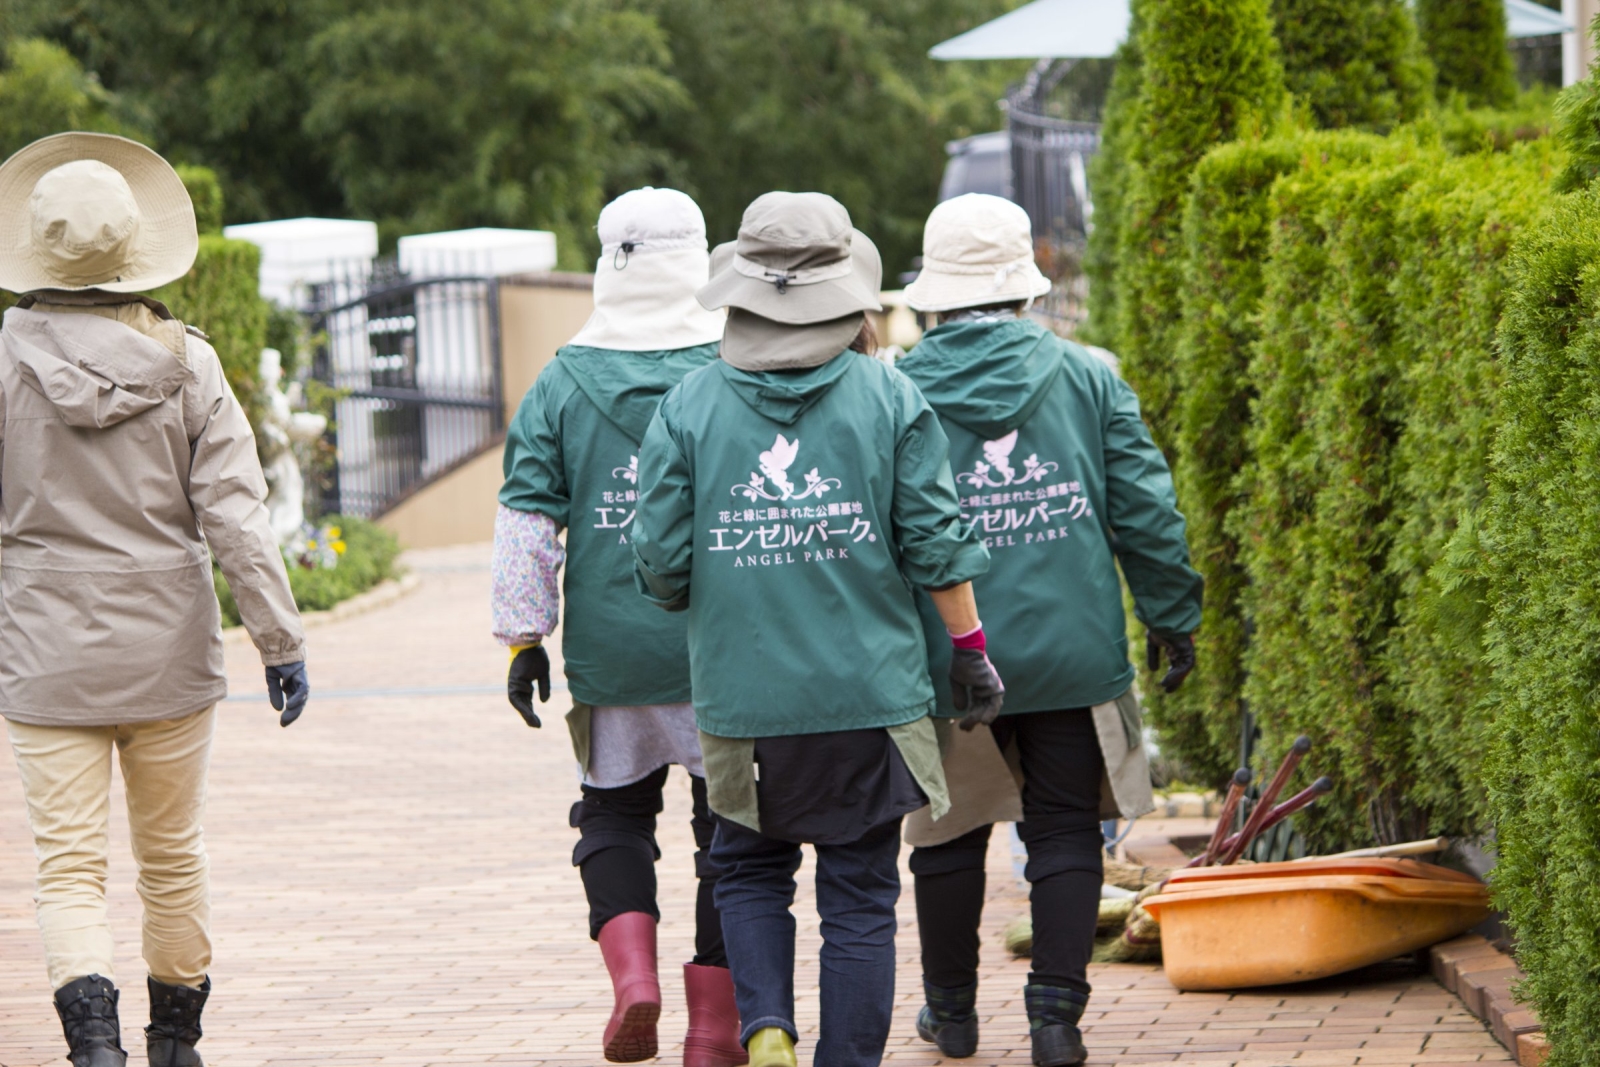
[1008,108,1100,243]
[308,264,503,518]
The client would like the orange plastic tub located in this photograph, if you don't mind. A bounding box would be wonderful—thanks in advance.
[1164,857,1482,889]
[1141,874,1490,991]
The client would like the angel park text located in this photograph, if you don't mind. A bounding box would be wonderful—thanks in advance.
[729,547,852,568]
[984,526,1072,550]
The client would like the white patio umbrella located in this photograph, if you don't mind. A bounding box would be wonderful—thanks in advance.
[930,0,1573,61]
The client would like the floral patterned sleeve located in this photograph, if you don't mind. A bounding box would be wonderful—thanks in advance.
[492,504,565,645]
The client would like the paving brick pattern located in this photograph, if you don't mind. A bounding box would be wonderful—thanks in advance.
[0,545,1514,1066]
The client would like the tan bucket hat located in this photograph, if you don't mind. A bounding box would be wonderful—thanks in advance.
[903,193,1051,313]
[697,191,883,324]
[0,132,198,294]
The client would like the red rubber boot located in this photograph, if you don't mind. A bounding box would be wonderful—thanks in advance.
[597,912,661,1062]
[682,963,748,1067]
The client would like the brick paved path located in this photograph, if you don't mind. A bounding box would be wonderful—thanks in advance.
[0,545,1514,1066]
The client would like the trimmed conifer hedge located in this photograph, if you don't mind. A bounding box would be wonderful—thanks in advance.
[1270,0,1433,131]
[1169,133,1552,848]
[1415,0,1516,110]
[1082,0,1145,349]
[1113,0,1284,459]
[1481,187,1600,1066]
[1143,132,1366,787]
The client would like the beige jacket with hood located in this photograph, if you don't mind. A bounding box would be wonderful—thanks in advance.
[0,295,305,727]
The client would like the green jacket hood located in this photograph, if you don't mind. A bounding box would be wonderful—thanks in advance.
[715,349,859,426]
[558,343,719,443]
[899,319,1064,440]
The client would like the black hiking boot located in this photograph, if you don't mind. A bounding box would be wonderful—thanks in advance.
[53,974,127,1067]
[1024,983,1088,1067]
[145,975,210,1066]
[914,979,979,1058]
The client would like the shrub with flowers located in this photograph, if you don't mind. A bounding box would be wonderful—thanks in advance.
[285,520,349,572]
[215,514,400,625]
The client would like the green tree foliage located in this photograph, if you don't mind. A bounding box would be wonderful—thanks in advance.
[13,0,346,221]
[1270,0,1433,131]
[1114,0,1285,461]
[1482,188,1600,1067]
[0,37,139,158]
[7,0,1018,271]
[1415,0,1516,110]
[643,0,1019,276]
[303,0,685,264]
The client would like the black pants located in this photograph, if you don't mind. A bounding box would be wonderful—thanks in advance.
[909,708,1105,995]
[571,765,727,967]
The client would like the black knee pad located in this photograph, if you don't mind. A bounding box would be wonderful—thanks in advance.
[1018,810,1104,883]
[570,769,669,867]
[909,824,993,878]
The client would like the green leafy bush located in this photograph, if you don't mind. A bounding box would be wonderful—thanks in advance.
[1113,0,1285,458]
[1480,188,1600,1067]
[1415,0,1516,110]
[216,515,401,626]
[153,234,270,432]
[1270,0,1434,131]
[175,164,224,234]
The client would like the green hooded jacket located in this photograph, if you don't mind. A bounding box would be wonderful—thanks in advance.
[500,343,719,706]
[631,350,990,738]
[898,319,1203,715]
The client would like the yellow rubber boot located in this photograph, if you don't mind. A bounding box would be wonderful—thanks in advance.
[746,1026,796,1067]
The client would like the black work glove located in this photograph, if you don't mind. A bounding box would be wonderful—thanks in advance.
[1146,631,1196,694]
[265,662,309,727]
[950,646,1005,732]
[508,644,551,728]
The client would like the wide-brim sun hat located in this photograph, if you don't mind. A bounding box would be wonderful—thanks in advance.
[0,132,197,295]
[697,191,882,325]
[903,192,1051,313]
[568,186,726,351]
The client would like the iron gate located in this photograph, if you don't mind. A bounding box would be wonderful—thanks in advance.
[309,268,503,518]
[1008,108,1099,243]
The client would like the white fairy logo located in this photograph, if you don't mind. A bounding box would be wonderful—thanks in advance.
[957,429,1058,489]
[612,455,639,483]
[732,433,842,502]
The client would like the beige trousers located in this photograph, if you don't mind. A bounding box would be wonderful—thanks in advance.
[7,706,214,991]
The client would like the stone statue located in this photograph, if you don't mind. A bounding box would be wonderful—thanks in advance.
[259,347,328,545]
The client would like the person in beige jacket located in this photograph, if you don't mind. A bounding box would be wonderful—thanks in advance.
[0,133,308,1067]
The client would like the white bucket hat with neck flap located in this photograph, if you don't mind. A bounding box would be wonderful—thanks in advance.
[903,193,1051,314]
[0,132,198,295]
[568,187,727,352]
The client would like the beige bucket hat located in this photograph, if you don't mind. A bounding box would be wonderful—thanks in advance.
[697,191,882,324]
[903,193,1051,313]
[0,132,198,295]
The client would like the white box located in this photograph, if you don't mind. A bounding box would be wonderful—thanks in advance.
[397,227,557,280]
[223,217,380,308]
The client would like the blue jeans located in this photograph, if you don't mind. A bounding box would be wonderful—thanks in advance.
[711,815,903,1067]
